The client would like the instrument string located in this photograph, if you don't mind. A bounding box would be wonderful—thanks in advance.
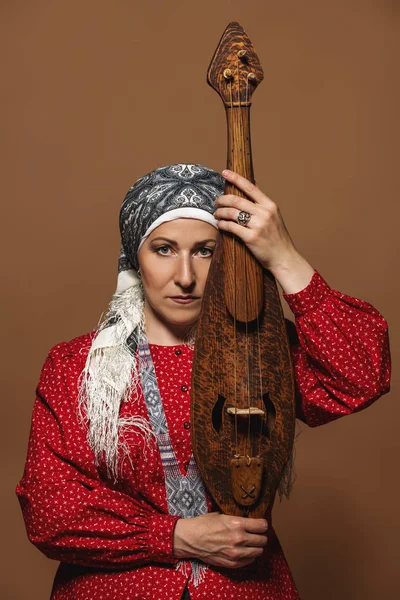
[256,311,264,457]
[229,78,238,455]
[236,55,252,457]
[246,73,264,457]
[245,72,253,454]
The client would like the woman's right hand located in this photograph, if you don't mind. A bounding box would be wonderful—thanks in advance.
[172,512,269,569]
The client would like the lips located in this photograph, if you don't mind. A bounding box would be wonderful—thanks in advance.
[169,295,199,304]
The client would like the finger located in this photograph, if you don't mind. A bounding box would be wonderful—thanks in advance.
[216,218,254,240]
[226,556,260,569]
[243,533,268,548]
[214,207,257,226]
[236,557,260,568]
[215,194,259,215]
[243,518,269,534]
[222,170,267,205]
[209,556,258,570]
[228,546,264,561]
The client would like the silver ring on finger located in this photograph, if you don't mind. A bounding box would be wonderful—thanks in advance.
[237,210,251,227]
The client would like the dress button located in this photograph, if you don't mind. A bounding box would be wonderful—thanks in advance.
[181,385,188,392]
[184,421,190,430]
[175,348,182,356]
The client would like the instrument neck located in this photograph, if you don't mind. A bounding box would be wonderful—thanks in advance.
[222,105,263,322]
[225,106,254,190]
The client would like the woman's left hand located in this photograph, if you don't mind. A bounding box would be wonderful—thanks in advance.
[214,170,297,273]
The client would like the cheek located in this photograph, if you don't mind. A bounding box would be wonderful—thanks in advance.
[140,258,173,294]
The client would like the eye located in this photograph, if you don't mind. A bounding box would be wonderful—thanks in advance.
[156,245,172,255]
[196,246,214,257]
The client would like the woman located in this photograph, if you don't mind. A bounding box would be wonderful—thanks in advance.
[17,164,391,599]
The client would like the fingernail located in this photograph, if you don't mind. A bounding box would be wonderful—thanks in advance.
[222,169,231,176]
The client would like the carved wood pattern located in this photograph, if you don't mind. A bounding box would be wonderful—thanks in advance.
[207,21,264,106]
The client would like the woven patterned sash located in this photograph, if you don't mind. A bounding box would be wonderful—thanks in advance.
[138,337,208,587]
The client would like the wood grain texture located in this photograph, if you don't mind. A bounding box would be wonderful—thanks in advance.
[191,240,296,517]
[230,456,264,507]
[224,107,264,322]
[191,22,296,518]
[207,21,264,107]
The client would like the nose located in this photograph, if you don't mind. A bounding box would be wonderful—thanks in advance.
[174,254,195,289]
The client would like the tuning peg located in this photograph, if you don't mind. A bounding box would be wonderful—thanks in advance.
[237,49,247,59]
[223,68,234,80]
[247,73,257,83]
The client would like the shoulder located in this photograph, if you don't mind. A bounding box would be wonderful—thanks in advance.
[34,333,96,419]
[38,332,95,393]
[47,332,95,365]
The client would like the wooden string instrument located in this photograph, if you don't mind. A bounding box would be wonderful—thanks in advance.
[191,22,296,518]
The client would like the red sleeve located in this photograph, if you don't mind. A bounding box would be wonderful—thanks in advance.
[283,271,391,427]
[16,343,180,569]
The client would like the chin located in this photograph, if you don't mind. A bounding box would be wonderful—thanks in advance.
[163,307,200,327]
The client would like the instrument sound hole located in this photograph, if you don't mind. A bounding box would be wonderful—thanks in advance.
[212,394,226,434]
[262,393,276,438]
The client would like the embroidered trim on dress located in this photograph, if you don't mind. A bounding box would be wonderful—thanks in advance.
[138,337,208,588]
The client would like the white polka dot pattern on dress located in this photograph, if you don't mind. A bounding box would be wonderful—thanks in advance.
[16,271,391,599]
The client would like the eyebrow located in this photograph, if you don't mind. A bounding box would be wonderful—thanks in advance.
[150,237,217,246]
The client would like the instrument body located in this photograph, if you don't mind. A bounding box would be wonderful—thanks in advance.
[191,22,296,517]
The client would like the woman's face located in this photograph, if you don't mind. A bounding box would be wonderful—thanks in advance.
[137,218,218,332]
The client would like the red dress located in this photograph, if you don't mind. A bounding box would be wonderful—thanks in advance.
[16,272,391,599]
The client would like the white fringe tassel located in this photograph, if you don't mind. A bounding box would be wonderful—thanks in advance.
[78,282,154,481]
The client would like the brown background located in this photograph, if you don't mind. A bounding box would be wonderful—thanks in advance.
[1,1,398,599]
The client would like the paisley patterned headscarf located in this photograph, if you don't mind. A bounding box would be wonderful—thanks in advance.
[117,163,223,292]
[79,164,224,478]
